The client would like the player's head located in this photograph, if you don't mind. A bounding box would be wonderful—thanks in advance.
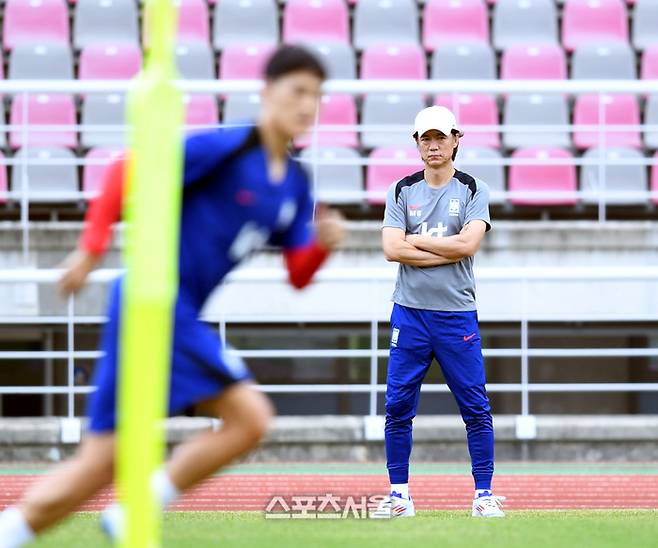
[413,106,463,168]
[260,45,326,140]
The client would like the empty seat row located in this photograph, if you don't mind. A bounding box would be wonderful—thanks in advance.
[3,0,658,52]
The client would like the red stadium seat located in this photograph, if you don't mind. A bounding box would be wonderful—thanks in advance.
[83,147,123,197]
[423,0,489,51]
[641,45,658,80]
[500,44,567,80]
[508,148,578,205]
[184,94,219,130]
[562,0,628,52]
[361,44,427,80]
[296,94,359,149]
[573,94,642,149]
[219,44,276,80]
[366,146,423,205]
[652,152,658,205]
[9,94,77,149]
[435,94,500,148]
[283,0,349,44]
[79,43,142,79]
[143,0,209,46]
[3,0,69,50]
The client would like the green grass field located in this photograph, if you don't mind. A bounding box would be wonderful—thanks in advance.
[32,510,658,548]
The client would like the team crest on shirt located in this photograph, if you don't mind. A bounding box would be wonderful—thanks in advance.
[408,204,422,217]
[449,198,460,217]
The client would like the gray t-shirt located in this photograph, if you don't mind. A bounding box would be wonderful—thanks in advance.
[382,169,492,312]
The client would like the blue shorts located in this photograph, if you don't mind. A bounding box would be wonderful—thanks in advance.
[87,278,253,433]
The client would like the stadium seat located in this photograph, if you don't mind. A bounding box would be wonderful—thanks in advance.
[641,45,658,80]
[435,94,500,148]
[73,0,139,50]
[562,0,629,52]
[508,148,578,205]
[423,0,489,52]
[353,0,419,50]
[8,43,73,80]
[283,0,349,45]
[175,42,215,79]
[571,43,636,80]
[0,152,7,204]
[219,44,276,80]
[633,0,658,51]
[431,42,496,80]
[3,0,69,50]
[361,44,427,80]
[81,93,127,147]
[361,94,426,148]
[82,147,123,196]
[366,146,423,205]
[298,147,364,204]
[454,147,505,203]
[144,0,209,46]
[580,147,648,204]
[213,0,278,50]
[303,43,356,79]
[9,94,77,149]
[296,94,359,149]
[492,0,559,50]
[500,44,566,80]
[11,148,79,201]
[503,95,571,149]
[79,44,142,79]
[222,93,261,123]
[644,95,658,149]
[573,94,642,149]
[184,94,219,131]
[652,152,658,204]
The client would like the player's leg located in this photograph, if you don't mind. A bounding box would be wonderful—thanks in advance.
[431,311,504,517]
[0,434,114,547]
[379,304,433,516]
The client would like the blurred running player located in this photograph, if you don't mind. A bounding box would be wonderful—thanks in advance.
[0,45,345,547]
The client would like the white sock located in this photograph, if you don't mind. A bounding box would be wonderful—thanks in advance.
[475,489,492,499]
[390,483,409,499]
[151,468,181,509]
[0,507,35,548]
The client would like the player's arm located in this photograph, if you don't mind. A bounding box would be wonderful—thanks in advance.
[405,220,487,260]
[382,227,458,267]
[59,157,126,296]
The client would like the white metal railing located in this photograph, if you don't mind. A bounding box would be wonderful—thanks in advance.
[0,267,656,422]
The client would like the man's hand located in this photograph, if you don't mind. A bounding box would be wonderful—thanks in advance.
[58,250,100,297]
[405,234,421,247]
[315,206,346,251]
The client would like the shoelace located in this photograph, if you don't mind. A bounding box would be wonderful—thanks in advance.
[480,495,506,510]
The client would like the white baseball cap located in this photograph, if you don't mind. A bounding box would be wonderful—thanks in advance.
[413,106,462,138]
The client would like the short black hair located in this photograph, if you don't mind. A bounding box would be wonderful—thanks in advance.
[264,45,327,81]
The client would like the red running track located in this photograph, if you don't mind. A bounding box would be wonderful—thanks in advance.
[1,475,657,511]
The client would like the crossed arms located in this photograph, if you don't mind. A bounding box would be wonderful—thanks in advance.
[382,220,488,267]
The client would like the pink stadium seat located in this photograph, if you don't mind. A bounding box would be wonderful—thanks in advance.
[562,0,628,52]
[423,0,489,51]
[652,152,658,205]
[509,148,578,205]
[283,0,349,44]
[0,152,6,204]
[144,0,209,46]
[435,94,500,148]
[3,0,69,50]
[184,94,218,129]
[573,94,642,149]
[296,94,359,149]
[641,45,658,80]
[366,146,423,205]
[9,94,77,148]
[501,44,567,80]
[219,44,276,80]
[79,44,142,79]
[83,147,124,197]
[361,44,427,80]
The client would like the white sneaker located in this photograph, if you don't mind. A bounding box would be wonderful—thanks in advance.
[100,503,124,542]
[370,493,416,519]
[471,494,506,518]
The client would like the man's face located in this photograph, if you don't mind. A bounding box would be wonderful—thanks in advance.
[416,129,459,168]
[261,71,323,140]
